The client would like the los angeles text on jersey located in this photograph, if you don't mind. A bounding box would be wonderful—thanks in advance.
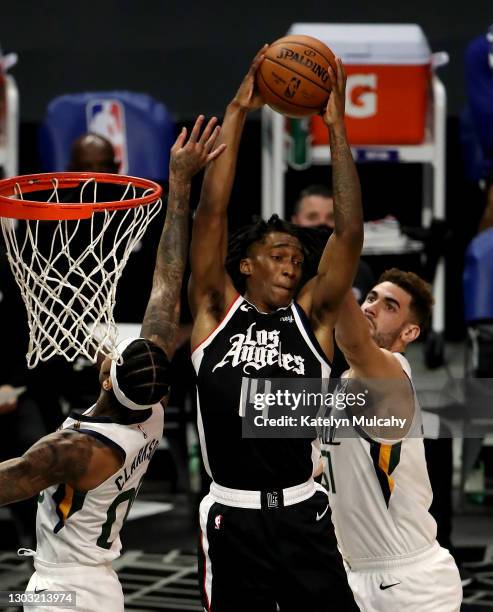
[212,322,305,375]
[114,438,160,491]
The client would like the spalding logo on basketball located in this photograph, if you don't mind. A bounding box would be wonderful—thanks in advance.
[256,35,336,118]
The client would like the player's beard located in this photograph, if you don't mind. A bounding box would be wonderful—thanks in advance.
[372,323,405,350]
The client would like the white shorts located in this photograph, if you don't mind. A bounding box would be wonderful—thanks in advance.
[345,542,462,612]
[25,557,124,612]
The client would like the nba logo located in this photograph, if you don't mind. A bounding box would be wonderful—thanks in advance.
[284,77,301,99]
[214,515,223,530]
[86,100,128,173]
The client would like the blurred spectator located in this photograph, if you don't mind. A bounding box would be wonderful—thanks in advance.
[292,184,375,302]
[459,27,493,528]
[291,184,335,228]
[465,26,493,234]
[291,184,375,377]
[68,133,119,173]
[478,176,493,233]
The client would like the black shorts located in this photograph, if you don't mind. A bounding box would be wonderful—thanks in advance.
[198,483,358,612]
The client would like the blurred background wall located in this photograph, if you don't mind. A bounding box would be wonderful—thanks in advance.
[1,0,492,336]
[0,0,491,121]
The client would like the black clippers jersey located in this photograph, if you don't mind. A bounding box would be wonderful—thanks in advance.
[192,295,331,490]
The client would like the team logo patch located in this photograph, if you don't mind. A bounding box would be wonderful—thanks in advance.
[86,99,128,173]
[284,77,301,99]
[267,492,279,508]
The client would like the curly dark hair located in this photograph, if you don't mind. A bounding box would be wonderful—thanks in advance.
[225,215,330,294]
[378,268,434,330]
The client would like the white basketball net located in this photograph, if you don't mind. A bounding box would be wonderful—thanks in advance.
[0,177,162,368]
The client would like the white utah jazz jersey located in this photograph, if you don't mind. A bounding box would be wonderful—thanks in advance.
[321,354,437,565]
[35,404,163,565]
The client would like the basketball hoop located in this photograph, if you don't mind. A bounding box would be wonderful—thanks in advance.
[0,172,162,368]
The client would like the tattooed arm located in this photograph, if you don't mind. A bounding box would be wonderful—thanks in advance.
[0,429,122,505]
[141,116,226,359]
[189,46,266,345]
[298,58,364,357]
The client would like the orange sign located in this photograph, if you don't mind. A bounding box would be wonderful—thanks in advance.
[311,64,431,145]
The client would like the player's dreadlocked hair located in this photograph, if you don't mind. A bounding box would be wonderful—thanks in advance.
[113,339,170,408]
[225,214,331,294]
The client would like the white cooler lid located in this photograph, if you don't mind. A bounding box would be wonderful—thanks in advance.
[287,23,431,65]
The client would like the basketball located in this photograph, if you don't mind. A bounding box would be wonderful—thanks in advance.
[256,35,336,118]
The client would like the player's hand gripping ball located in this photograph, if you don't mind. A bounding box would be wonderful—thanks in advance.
[256,35,337,117]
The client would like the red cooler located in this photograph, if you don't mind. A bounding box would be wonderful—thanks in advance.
[288,23,432,145]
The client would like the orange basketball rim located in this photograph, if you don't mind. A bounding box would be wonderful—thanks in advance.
[0,172,163,368]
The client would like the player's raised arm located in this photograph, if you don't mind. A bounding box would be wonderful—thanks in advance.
[141,116,225,359]
[189,46,267,325]
[298,59,364,346]
[335,288,417,432]
[335,290,409,379]
[0,429,122,505]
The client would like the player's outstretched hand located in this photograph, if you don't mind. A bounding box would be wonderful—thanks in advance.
[322,57,347,127]
[231,44,268,112]
[170,115,227,180]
